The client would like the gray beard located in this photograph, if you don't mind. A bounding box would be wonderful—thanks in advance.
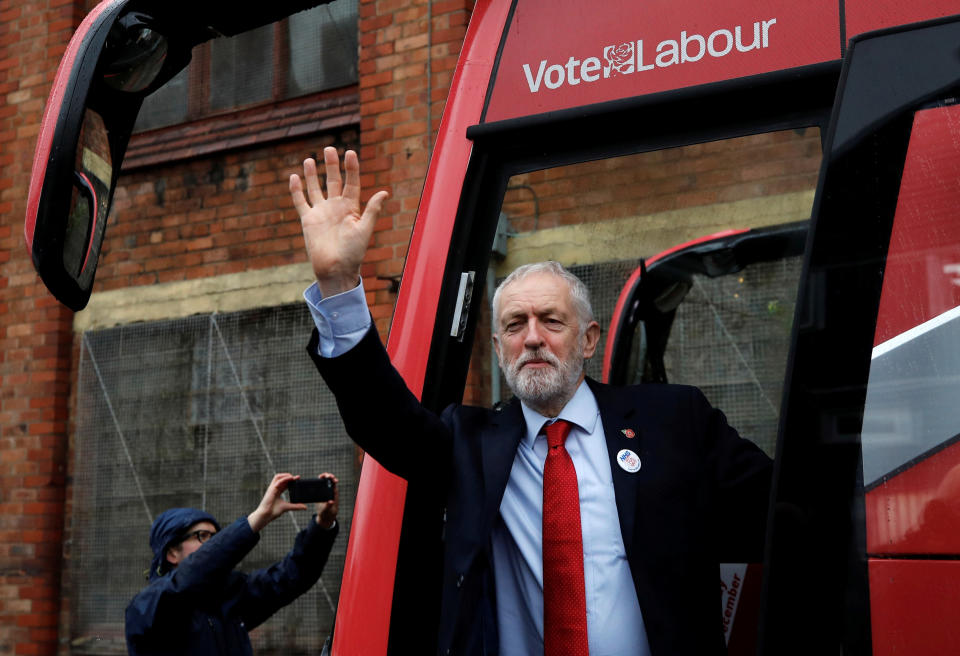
[501,345,583,410]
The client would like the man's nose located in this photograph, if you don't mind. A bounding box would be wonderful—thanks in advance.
[523,319,544,347]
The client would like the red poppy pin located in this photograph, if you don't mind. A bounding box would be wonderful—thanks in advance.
[621,428,636,439]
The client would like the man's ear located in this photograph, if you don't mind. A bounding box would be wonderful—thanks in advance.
[491,334,503,367]
[165,547,181,567]
[582,321,601,359]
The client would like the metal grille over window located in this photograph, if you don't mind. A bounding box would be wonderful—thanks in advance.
[568,261,642,384]
[71,304,355,653]
[662,258,800,456]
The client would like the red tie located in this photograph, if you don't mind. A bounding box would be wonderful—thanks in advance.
[542,419,589,655]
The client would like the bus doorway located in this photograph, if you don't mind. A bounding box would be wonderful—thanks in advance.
[457,136,817,656]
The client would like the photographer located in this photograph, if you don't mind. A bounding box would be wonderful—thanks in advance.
[125,473,338,656]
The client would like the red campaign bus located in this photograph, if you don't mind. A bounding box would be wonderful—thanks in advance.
[26,1,960,654]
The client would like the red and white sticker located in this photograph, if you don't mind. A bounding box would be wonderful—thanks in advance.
[616,448,641,472]
[720,563,748,645]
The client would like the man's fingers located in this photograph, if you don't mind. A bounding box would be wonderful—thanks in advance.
[361,190,390,226]
[302,157,324,206]
[289,175,311,217]
[324,147,343,198]
[342,149,361,203]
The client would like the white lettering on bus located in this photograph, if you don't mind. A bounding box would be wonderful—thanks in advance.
[521,17,777,93]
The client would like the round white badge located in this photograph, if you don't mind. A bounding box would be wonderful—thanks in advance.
[616,449,641,473]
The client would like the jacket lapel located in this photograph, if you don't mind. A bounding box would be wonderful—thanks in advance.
[587,378,643,558]
[480,399,525,527]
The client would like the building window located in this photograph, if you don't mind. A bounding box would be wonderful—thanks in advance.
[135,0,358,131]
[70,304,357,653]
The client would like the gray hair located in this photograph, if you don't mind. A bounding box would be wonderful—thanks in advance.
[491,261,594,333]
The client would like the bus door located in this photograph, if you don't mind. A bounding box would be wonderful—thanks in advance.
[602,221,808,655]
[762,15,960,656]
[399,75,832,656]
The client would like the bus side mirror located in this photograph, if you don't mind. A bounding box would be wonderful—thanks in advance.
[24,2,192,311]
[25,0,334,311]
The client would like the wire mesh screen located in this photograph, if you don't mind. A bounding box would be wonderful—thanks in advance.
[662,257,802,456]
[71,304,355,654]
[569,261,643,383]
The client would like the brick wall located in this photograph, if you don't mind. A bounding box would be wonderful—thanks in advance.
[97,129,361,290]
[358,0,474,335]
[0,1,475,653]
[501,129,822,231]
[0,1,81,655]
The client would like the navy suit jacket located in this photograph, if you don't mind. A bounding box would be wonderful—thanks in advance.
[309,326,772,656]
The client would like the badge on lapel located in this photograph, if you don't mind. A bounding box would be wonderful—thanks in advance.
[616,448,641,473]
[621,428,636,438]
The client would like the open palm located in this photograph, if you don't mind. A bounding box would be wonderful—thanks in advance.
[290,147,389,297]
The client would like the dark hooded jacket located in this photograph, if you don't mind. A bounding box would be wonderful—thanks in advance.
[125,511,338,656]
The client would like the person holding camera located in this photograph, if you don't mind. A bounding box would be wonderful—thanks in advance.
[125,472,339,656]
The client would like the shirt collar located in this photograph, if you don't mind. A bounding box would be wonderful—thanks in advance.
[519,379,600,447]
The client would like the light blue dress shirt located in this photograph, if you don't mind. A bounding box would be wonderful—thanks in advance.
[304,280,650,655]
[304,280,370,358]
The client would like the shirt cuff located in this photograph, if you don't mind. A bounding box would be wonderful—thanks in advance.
[304,280,371,358]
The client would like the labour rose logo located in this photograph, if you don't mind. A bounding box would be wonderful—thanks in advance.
[603,42,635,76]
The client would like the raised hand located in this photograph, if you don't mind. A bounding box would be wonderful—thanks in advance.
[290,147,389,297]
[247,473,307,533]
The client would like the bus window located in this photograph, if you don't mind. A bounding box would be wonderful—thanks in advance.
[606,221,807,458]
[465,128,820,458]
